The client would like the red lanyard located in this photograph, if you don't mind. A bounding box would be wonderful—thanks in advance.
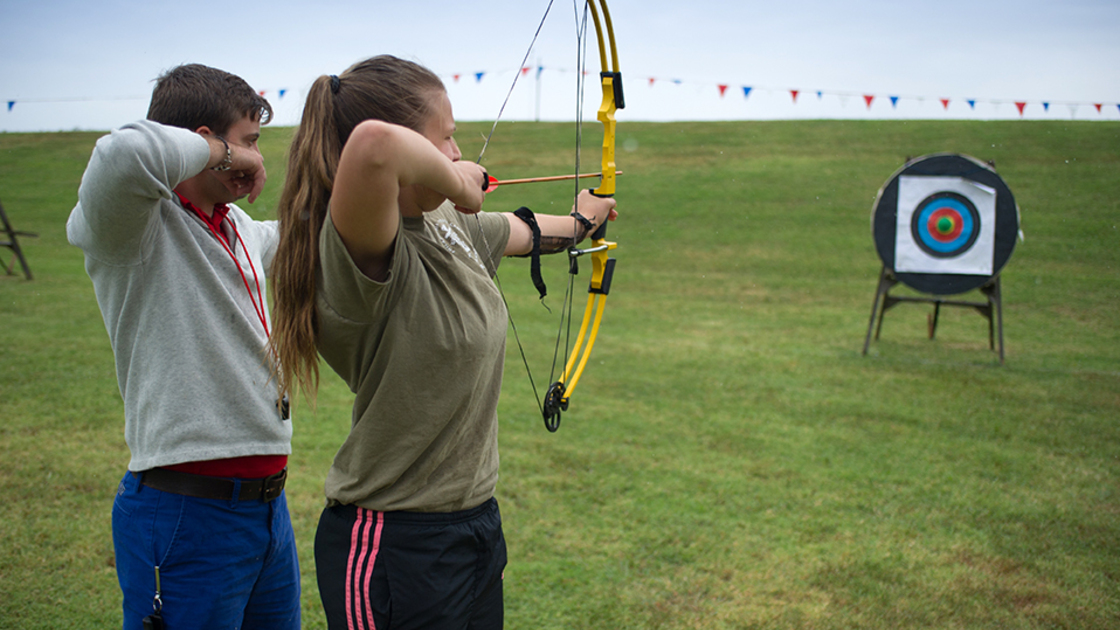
[175,192,270,337]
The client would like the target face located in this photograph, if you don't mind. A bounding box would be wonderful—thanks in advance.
[911,192,980,258]
[894,175,996,276]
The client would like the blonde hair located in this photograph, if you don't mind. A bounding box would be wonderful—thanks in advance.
[271,55,445,400]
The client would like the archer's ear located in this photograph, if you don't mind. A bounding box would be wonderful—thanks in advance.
[195,125,214,137]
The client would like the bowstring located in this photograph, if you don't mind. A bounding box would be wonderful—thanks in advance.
[477,0,557,165]
[473,0,596,420]
[551,1,591,394]
[473,0,563,417]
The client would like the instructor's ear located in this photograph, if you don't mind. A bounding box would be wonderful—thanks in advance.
[195,125,214,138]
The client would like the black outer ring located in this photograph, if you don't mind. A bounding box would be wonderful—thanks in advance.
[910,191,981,259]
[871,153,1019,295]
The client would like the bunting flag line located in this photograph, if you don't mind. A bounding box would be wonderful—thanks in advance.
[4,64,1116,120]
[629,70,1116,118]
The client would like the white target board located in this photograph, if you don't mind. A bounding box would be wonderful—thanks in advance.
[894,175,996,275]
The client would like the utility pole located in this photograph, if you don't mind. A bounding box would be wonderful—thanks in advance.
[535,58,542,122]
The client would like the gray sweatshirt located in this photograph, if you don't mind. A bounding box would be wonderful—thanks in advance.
[67,120,291,471]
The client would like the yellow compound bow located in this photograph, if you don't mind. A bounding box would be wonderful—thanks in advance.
[477,0,624,432]
[540,0,623,431]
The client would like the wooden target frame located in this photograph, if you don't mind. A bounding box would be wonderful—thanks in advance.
[862,154,1020,363]
[1,199,37,280]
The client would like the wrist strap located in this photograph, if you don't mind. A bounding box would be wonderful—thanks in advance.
[570,210,595,234]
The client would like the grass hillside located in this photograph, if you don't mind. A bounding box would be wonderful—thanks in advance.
[1,119,1117,629]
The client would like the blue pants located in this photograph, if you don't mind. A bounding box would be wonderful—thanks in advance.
[315,498,506,630]
[112,471,301,629]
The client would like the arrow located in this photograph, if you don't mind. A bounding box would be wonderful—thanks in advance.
[486,170,623,193]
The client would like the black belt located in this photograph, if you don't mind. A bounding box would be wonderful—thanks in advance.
[137,467,287,503]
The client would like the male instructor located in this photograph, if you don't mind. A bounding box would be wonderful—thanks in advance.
[67,64,299,629]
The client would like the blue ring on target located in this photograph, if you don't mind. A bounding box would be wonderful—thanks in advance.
[911,191,981,258]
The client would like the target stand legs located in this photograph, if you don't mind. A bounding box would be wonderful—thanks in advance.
[0,200,37,281]
[862,265,1005,364]
[980,278,1005,363]
[862,265,898,356]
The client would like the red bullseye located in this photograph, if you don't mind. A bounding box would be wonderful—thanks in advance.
[927,207,963,242]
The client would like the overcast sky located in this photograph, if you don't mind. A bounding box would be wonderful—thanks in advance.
[2,0,1118,132]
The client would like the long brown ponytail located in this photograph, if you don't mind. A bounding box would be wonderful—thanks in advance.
[271,55,446,401]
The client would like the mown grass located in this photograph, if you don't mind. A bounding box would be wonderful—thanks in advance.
[1,119,1117,629]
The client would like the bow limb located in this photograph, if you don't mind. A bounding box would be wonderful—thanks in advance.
[542,0,623,431]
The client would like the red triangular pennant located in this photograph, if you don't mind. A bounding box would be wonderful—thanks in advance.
[1094,103,1103,113]
[1015,102,1027,116]
[940,98,950,110]
[863,94,874,108]
[718,84,728,97]
[790,90,799,103]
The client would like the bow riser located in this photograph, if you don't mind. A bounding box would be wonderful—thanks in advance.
[594,74,620,202]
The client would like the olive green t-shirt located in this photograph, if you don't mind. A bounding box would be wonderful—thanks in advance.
[317,201,511,512]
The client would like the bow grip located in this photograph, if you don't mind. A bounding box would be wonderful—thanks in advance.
[589,190,612,240]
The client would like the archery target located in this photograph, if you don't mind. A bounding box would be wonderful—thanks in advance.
[871,153,1019,295]
[895,175,996,275]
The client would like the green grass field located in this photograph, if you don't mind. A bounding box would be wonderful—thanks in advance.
[2,119,1118,629]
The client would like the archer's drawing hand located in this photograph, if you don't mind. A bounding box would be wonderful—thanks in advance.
[450,161,488,215]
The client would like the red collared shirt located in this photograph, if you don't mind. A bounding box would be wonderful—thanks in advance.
[165,455,287,479]
[175,190,231,245]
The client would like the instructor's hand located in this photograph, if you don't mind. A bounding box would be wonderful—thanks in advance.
[204,133,267,203]
[227,144,267,204]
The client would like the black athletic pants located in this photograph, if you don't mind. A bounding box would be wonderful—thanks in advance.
[315,498,506,630]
